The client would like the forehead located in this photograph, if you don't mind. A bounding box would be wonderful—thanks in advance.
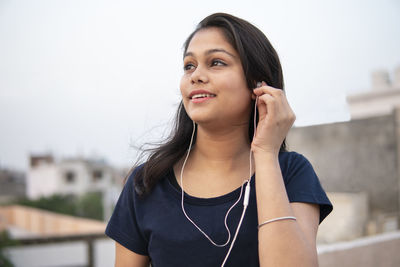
[186,27,236,55]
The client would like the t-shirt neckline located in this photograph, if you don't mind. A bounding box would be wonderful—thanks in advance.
[166,168,255,206]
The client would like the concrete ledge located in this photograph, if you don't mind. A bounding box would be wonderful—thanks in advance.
[318,231,400,267]
[317,192,368,243]
[0,205,106,237]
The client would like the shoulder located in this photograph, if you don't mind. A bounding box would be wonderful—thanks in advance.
[278,150,308,163]
[125,163,175,203]
[278,151,312,180]
[279,151,333,223]
[123,163,146,196]
[278,151,322,196]
[126,163,145,181]
[105,163,150,255]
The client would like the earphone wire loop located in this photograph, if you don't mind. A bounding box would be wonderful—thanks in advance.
[181,96,258,264]
[221,96,258,266]
[180,121,246,247]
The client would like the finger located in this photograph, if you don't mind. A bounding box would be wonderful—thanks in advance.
[278,92,295,120]
[257,93,278,120]
[275,95,296,126]
[253,87,285,99]
[254,85,291,121]
[256,95,267,119]
[254,82,293,122]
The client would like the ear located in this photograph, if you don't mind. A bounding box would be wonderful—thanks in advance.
[251,80,260,89]
[251,81,262,100]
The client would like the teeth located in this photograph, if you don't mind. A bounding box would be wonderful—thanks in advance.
[191,94,215,99]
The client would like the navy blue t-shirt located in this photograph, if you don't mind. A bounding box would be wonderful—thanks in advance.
[106,151,332,267]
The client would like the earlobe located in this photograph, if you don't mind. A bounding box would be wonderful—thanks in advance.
[251,81,262,100]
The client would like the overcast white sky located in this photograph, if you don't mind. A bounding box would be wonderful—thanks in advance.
[1,0,400,171]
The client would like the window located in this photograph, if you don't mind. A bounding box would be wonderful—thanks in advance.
[92,170,103,181]
[65,171,75,183]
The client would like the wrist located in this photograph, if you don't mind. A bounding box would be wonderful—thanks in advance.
[251,141,281,155]
[253,149,280,163]
[252,147,280,158]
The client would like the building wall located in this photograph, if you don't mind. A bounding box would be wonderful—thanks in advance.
[0,169,25,202]
[287,113,399,215]
[26,158,115,199]
[318,231,400,267]
[58,161,92,196]
[347,89,400,119]
[0,205,106,236]
[317,192,368,243]
[347,67,400,120]
[26,164,59,199]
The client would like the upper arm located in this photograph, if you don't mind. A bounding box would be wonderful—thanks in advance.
[290,202,320,249]
[115,242,150,267]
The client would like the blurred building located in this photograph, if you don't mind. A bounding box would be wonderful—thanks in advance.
[28,155,109,198]
[26,154,126,220]
[288,66,400,243]
[347,67,400,119]
[0,168,26,202]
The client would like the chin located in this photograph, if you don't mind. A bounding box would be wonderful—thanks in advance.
[189,116,209,124]
[187,110,211,123]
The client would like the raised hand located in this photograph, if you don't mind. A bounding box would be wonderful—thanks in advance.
[251,81,296,155]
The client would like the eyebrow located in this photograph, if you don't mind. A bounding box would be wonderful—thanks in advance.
[184,48,236,59]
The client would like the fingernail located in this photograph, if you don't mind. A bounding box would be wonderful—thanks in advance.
[262,81,267,86]
[256,82,262,88]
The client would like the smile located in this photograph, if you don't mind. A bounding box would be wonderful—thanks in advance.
[190,93,216,103]
[190,93,216,99]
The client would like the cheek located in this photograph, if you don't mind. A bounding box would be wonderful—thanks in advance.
[179,76,188,97]
[179,77,190,109]
[228,76,251,99]
[229,80,253,111]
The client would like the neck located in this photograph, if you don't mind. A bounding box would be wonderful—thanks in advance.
[190,123,251,171]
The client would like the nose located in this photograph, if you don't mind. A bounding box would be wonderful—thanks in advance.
[191,65,209,84]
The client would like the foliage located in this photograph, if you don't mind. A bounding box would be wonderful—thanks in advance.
[13,192,103,221]
[76,192,103,221]
[15,194,77,216]
[0,231,16,267]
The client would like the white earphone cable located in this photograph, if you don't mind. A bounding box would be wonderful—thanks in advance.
[180,121,246,247]
[180,96,258,266]
[221,96,258,266]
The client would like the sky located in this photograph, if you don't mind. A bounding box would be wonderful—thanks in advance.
[1,0,400,171]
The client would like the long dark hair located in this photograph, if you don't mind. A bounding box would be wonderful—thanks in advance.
[134,13,286,197]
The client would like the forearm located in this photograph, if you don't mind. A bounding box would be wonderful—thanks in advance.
[254,152,318,267]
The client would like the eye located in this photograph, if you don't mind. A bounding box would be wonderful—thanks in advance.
[183,63,195,71]
[211,59,226,67]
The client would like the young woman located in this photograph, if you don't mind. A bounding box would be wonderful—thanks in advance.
[106,13,332,267]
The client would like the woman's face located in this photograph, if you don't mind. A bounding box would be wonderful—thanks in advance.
[180,27,252,127]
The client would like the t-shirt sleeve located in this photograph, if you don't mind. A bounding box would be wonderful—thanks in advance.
[105,169,148,255]
[284,152,333,224]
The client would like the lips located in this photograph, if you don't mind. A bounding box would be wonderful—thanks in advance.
[189,90,216,100]
[191,93,216,99]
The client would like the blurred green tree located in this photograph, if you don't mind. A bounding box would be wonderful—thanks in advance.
[15,194,77,216]
[12,192,103,221]
[0,231,17,267]
[76,192,104,221]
